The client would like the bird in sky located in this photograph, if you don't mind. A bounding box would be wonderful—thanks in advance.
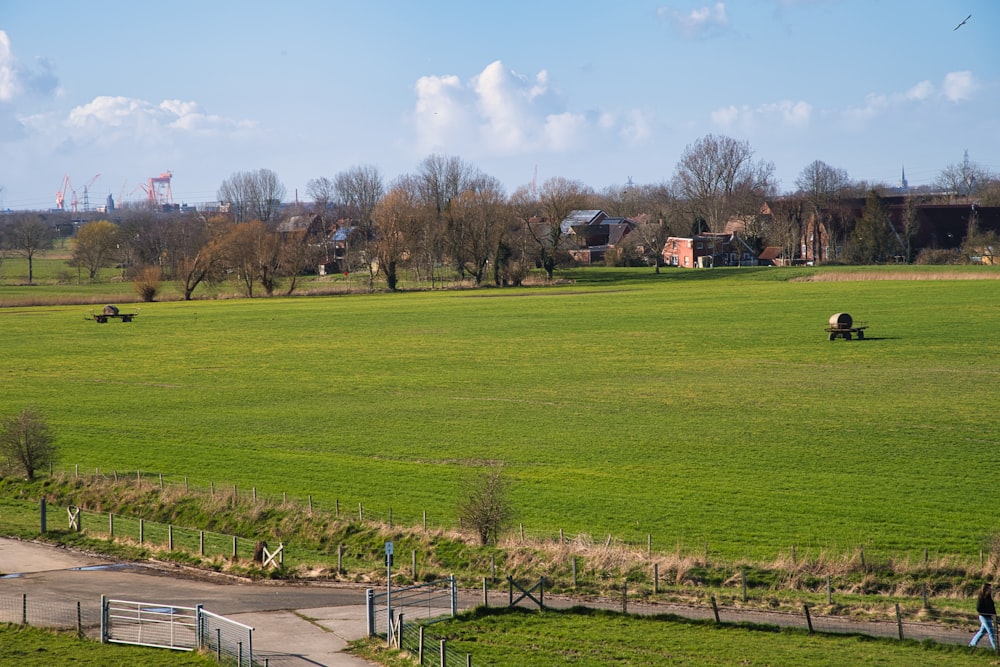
[954,14,971,30]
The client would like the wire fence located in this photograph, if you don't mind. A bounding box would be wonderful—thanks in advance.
[55,502,265,564]
[49,463,997,574]
[0,593,100,635]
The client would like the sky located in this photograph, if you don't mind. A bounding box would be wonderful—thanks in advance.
[1,0,998,212]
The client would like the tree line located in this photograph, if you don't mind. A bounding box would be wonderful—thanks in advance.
[1,134,998,296]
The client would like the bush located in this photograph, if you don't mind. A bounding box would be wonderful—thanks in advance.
[914,248,967,265]
[132,265,163,301]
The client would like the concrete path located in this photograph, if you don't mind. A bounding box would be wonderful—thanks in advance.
[0,538,375,666]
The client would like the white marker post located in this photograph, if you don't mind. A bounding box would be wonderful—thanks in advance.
[385,541,394,646]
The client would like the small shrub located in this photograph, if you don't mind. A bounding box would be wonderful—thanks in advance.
[132,265,163,302]
[914,248,966,265]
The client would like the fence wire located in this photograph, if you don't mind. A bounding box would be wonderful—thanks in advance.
[200,607,255,667]
[0,594,101,633]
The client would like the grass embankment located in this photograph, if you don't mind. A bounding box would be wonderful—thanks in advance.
[0,474,992,628]
[352,606,999,667]
[0,623,215,666]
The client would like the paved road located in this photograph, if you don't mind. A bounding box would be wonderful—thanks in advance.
[0,538,981,664]
[0,538,375,666]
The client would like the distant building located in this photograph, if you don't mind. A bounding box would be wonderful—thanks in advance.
[561,209,636,264]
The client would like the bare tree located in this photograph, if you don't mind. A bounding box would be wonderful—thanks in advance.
[764,197,805,264]
[218,169,287,223]
[334,165,384,228]
[216,220,288,296]
[71,220,120,281]
[371,184,423,291]
[0,406,56,480]
[621,183,680,272]
[3,214,54,284]
[795,160,850,207]
[526,177,593,280]
[333,165,385,285]
[795,160,850,263]
[306,176,337,217]
[458,462,514,546]
[447,176,508,285]
[672,134,774,234]
[936,152,992,200]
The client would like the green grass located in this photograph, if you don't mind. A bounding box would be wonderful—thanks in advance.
[0,624,215,666]
[405,607,996,667]
[2,266,1000,563]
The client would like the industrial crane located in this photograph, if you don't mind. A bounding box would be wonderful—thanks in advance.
[55,174,72,210]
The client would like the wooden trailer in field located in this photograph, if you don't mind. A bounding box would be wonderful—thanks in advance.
[87,305,139,323]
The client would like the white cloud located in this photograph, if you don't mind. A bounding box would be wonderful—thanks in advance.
[659,2,729,38]
[942,71,974,102]
[64,95,255,145]
[412,60,644,157]
[0,31,18,102]
[0,30,58,104]
[711,99,812,130]
[905,80,934,101]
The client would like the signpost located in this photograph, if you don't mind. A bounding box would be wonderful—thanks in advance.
[385,541,394,646]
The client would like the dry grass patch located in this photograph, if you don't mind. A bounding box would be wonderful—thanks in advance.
[795,270,1000,282]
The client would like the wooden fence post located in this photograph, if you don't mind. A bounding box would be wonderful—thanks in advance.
[741,568,747,602]
[710,596,720,623]
[895,602,903,640]
[803,604,813,634]
[653,563,659,595]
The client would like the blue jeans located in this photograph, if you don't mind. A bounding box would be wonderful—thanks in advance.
[971,614,996,648]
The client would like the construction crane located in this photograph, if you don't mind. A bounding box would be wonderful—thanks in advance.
[55,174,72,210]
[146,171,173,207]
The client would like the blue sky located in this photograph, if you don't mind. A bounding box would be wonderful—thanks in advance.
[1,1,997,211]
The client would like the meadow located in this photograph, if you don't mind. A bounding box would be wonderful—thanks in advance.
[2,264,1000,563]
[388,607,997,667]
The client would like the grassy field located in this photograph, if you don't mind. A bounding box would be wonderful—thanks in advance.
[2,265,1000,563]
[0,624,215,666]
[380,607,998,667]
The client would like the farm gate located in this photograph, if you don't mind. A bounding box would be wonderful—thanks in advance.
[101,596,254,666]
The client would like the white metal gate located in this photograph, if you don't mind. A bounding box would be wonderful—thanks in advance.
[101,597,198,651]
[101,596,255,666]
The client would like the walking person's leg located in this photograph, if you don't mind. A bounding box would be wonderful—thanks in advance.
[972,615,990,646]
[988,614,997,649]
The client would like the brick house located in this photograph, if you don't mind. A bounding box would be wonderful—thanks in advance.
[662,233,758,268]
[562,210,636,264]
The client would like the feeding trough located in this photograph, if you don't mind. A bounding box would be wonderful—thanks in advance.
[87,304,139,324]
[825,312,867,340]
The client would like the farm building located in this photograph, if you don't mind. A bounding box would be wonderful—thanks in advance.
[662,232,758,268]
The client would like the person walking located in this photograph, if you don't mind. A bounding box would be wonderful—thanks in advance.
[971,582,997,649]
